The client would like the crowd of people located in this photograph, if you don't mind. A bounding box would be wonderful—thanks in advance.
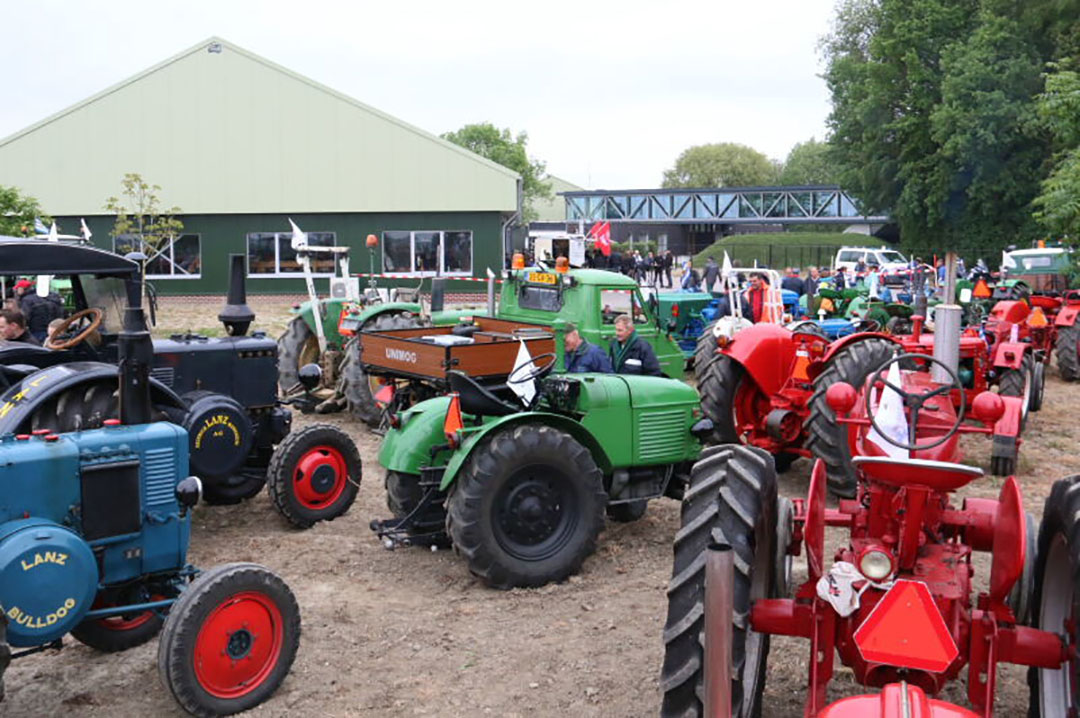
[582,248,677,287]
[1,279,65,345]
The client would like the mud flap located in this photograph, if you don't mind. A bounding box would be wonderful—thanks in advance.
[991,434,1018,463]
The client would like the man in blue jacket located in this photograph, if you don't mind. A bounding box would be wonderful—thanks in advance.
[564,323,613,373]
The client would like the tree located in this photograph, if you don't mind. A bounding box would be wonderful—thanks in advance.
[104,173,184,277]
[779,139,840,185]
[441,123,552,222]
[661,143,779,188]
[0,185,49,237]
[1033,63,1080,239]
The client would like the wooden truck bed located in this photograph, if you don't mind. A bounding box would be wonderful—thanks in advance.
[359,317,555,382]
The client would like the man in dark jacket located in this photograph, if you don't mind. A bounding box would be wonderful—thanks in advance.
[781,268,805,296]
[662,250,674,287]
[702,257,720,293]
[18,289,65,342]
[0,309,40,346]
[564,323,613,373]
[608,315,662,375]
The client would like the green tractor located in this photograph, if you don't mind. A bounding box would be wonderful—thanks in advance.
[372,360,710,589]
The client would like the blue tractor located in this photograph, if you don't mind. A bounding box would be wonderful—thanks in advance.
[0,277,301,715]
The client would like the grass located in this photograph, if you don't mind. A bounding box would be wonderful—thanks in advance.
[693,231,887,270]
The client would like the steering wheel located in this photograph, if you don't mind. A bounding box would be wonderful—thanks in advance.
[865,353,966,451]
[853,318,881,333]
[787,320,828,339]
[507,352,557,385]
[44,308,104,350]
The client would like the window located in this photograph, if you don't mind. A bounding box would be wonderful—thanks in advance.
[600,289,649,325]
[246,232,335,276]
[518,285,562,312]
[114,235,202,278]
[381,230,473,276]
[879,250,907,264]
[838,250,864,264]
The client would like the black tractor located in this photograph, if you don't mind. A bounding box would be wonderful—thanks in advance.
[0,240,360,526]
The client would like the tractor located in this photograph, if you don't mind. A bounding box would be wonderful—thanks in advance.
[0,274,299,716]
[1054,289,1080,381]
[0,240,361,527]
[372,355,710,589]
[660,352,1059,718]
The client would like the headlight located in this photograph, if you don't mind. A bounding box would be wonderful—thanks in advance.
[858,548,894,581]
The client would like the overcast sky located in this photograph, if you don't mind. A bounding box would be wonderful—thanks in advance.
[1,0,837,190]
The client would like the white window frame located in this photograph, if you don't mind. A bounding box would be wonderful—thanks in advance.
[114,234,202,279]
[245,231,337,277]
[380,230,474,277]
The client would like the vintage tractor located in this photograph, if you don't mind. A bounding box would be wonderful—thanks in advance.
[372,358,710,589]
[0,276,300,716]
[696,321,897,495]
[1054,289,1080,381]
[660,353,1057,718]
[0,241,361,527]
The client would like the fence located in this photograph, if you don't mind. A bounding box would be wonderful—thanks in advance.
[716,242,1001,271]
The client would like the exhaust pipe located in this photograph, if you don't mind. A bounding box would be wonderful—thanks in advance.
[118,276,153,426]
[219,254,255,337]
[704,542,734,718]
[430,277,446,314]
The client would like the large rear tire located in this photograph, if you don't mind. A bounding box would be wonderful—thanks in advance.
[446,424,607,589]
[267,424,361,529]
[660,444,778,718]
[697,355,752,445]
[342,311,424,428]
[805,337,897,497]
[693,321,718,382]
[276,316,318,396]
[158,563,300,717]
[1056,323,1080,382]
[1028,475,1080,717]
[998,354,1032,429]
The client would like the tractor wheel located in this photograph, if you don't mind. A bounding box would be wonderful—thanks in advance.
[698,355,756,445]
[70,598,165,653]
[385,470,450,546]
[1007,511,1037,626]
[0,616,8,701]
[1030,360,1046,412]
[276,316,319,396]
[991,452,1017,478]
[998,354,1032,429]
[806,337,897,498]
[693,321,718,383]
[606,500,648,523]
[1056,323,1080,381]
[1028,475,1080,716]
[202,471,268,506]
[775,496,794,598]
[29,380,121,432]
[267,424,361,529]
[773,452,799,473]
[158,563,300,718]
[660,444,777,718]
[446,424,607,589]
[342,311,424,427]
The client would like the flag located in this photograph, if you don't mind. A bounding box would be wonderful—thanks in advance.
[80,218,92,242]
[588,221,611,257]
[722,251,733,276]
[35,223,60,297]
[33,217,48,235]
[507,339,537,405]
[288,218,307,250]
[866,361,909,459]
[1001,250,1018,271]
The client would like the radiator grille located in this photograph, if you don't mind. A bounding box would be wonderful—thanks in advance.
[150,366,175,387]
[144,447,177,506]
[637,410,686,462]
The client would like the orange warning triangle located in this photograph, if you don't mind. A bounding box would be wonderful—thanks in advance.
[853,580,958,673]
[443,393,464,445]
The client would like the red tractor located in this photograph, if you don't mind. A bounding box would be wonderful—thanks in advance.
[1053,289,1080,381]
[697,321,896,496]
[661,354,1065,718]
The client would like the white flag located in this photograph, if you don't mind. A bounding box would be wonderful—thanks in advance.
[866,361,909,459]
[722,251,733,277]
[1002,250,1018,271]
[507,339,537,406]
[80,218,92,242]
[289,218,307,250]
[37,223,60,297]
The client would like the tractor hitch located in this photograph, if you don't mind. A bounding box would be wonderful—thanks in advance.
[370,482,448,550]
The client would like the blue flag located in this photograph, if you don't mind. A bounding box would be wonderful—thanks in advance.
[33,217,48,234]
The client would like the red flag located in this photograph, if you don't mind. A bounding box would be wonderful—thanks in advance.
[589,221,612,257]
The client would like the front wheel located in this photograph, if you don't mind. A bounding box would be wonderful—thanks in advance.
[998,354,1032,429]
[1030,360,1046,412]
[1028,475,1080,716]
[606,500,648,523]
[1055,323,1080,382]
[660,444,778,718]
[70,597,165,652]
[158,563,300,717]
[267,424,361,529]
[447,424,607,589]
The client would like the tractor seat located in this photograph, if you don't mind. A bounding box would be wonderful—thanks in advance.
[852,456,984,491]
[447,370,522,417]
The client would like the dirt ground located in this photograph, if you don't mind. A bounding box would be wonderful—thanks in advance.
[5,310,1080,716]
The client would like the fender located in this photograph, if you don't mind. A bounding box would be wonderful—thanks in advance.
[0,362,184,435]
[988,476,1025,605]
[438,412,613,491]
[293,297,348,347]
[355,301,423,328]
[992,342,1027,370]
[988,300,1030,325]
[820,332,899,366]
[1055,304,1080,327]
[724,323,797,397]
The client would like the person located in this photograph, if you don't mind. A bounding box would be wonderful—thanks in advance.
[644,251,655,285]
[564,323,613,373]
[0,309,40,345]
[804,266,821,297]
[680,261,700,291]
[702,256,720,293]
[18,286,65,342]
[834,266,847,290]
[781,267,805,295]
[662,250,674,288]
[855,257,867,275]
[745,272,770,323]
[608,315,662,376]
[866,265,881,299]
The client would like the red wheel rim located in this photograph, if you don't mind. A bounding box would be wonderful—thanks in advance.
[193,591,284,699]
[732,379,770,443]
[293,444,348,510]
[93,594,164,631]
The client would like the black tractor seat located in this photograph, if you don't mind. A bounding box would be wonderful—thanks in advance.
[447,370,523,417]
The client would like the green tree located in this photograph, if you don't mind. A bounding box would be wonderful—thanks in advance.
[441,123,551,222]
[0,185,49,237]
[1033,63,1080,239]
[104,173,184,276]
[661,143,779,188]
[779,139,840,185]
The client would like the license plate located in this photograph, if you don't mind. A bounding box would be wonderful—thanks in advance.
[528,272,557,285]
